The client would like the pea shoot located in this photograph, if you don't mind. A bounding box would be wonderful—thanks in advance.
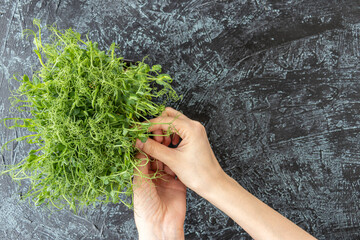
[1,19,180,212]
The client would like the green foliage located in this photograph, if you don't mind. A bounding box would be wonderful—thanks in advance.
[1,19,180,212]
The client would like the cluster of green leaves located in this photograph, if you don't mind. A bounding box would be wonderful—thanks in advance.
[1,19,179,212]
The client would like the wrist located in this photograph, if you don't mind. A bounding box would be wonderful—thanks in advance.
[138,225,184,240]
[196,167,229,200]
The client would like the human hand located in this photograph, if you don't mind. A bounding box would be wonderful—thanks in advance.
[135,107,225,197]
[135,108,317,240]
[133,152,186,240]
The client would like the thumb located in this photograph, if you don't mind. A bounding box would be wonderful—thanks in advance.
[134,153,149,175]
[136,138,176,167]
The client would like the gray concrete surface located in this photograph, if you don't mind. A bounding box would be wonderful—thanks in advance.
[1,0,360,239]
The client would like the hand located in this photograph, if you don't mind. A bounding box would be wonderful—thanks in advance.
[133,153,186,240]
[135,107,225,197]
[135,107,317,240]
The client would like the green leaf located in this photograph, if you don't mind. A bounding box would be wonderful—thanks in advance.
[33,76,40,85]
[151,65,161,72]
[23,75,30,82]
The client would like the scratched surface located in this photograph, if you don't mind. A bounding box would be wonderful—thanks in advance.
[1,0,360,239]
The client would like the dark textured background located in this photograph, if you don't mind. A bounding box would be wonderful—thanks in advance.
[1,0,360,239]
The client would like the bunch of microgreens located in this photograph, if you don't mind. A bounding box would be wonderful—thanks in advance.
[1,19,180,212]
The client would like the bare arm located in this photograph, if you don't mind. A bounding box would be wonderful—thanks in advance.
[202,171,316,240]
[135,107,317,240]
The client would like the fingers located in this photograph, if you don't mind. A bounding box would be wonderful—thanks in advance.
[171,133,180,146]
[163,133,172,146]
[152,129,163,143]
[147,116,189,139]
[134,107,185,177]
[133,154,151,191]
[163,107,187,120]
[134,153,149,175]
[136,138,176,168]
[150,107,188,131]
[150,159,164,172]
[143,108,188,145]
[164,164,175,177]
[153,129,171,146]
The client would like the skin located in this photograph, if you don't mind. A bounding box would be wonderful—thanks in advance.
[133,107,317,240]
[133,156,186,240]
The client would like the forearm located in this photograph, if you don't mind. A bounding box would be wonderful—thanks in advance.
[200,172,317,240]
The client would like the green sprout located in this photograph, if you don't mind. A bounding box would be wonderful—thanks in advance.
[0,19,180,212]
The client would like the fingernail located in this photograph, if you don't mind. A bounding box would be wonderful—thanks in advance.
[135,139,144,149]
